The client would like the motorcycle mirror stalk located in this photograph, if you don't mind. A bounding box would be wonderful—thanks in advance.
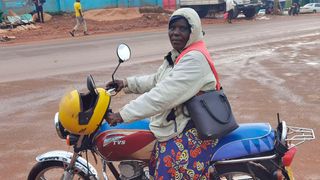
[86,43,131,94]
[111,43,131,88]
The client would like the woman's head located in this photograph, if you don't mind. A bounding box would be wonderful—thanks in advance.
[168,16,191,51]
[168,8,203,51]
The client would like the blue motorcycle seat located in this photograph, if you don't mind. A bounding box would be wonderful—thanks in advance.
[211,123,275,161]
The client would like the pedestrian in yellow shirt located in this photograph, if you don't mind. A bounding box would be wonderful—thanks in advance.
[69,0,88,36]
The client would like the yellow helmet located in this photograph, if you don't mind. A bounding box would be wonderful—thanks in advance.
[58,88,111,135]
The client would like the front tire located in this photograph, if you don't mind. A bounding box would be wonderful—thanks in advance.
[214,163,272,180]
[243,7,256,18]
[28,161,89,180]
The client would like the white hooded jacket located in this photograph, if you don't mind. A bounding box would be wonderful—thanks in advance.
[119,8,217,142]
[226,0,236,11]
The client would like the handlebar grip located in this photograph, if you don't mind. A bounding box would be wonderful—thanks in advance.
[106,82,120,92]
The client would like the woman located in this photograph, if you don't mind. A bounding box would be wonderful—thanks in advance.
[106,8,219,179]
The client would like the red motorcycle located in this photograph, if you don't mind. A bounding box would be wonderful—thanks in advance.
[28,43,315,180]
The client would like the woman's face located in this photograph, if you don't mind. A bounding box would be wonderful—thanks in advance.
[169,18,191,51]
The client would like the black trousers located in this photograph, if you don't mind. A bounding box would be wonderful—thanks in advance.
[228,9,234,23]
[35,5,44,23]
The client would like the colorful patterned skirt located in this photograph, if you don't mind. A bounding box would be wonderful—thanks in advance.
[149,124,218,180]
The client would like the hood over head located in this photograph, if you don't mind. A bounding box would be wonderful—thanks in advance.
[169,8,203,49]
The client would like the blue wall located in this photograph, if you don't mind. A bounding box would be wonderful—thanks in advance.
[1,0,163,13]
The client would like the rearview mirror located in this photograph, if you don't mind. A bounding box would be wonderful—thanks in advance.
[117,43,131,63]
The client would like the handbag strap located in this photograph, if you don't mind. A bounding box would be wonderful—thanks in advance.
[175,40,221,90]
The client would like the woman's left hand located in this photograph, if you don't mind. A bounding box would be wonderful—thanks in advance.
[106,112,124,126]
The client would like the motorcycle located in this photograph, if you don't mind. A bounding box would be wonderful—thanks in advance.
[28,43,315,180]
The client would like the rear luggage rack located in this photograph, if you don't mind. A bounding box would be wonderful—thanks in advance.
[286,125,315,148]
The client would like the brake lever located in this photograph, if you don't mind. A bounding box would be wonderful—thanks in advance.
[107,88,117,96]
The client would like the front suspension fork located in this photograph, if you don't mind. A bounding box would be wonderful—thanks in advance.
[63,135,85,180]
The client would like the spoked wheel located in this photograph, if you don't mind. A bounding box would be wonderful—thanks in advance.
[28,161,90,180]
[214,163,272,180]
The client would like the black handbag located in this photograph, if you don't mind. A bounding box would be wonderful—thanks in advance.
[186,88,239,140]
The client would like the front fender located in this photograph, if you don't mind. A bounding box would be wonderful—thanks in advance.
[36,150,99,179]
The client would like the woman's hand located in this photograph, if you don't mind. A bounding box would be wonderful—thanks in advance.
[106,79,125,92]
[106,112,124,126]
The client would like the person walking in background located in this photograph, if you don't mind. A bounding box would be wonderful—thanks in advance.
[226,0,236,23]
[33,0,45,23]
[69,0,88,37]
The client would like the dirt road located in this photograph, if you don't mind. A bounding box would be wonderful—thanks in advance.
[0,13,319,179]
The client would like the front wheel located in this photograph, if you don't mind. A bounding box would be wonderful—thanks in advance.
[243,7,256,18]
[28,161,90,180]
[214,163,272,180]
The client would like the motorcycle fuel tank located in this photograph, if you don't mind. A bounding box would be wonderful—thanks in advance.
[94,119,156,161]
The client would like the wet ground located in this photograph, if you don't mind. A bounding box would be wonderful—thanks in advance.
[0,13,319,180]
[215,33,320,180]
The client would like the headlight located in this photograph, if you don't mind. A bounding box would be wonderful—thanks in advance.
[54,112,69,139]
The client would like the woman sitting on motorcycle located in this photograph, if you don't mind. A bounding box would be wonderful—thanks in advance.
[106,7,219,179]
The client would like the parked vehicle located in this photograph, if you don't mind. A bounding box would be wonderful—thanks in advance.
[27,43,315,180]
[179,0,263,18]
[299,3,320,13]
